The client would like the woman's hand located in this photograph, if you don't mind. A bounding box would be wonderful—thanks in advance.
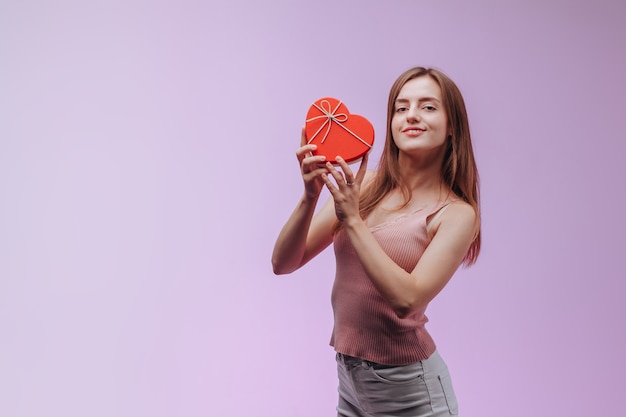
[322,153,369,224]
[296,127,328,200]
[272,128,338,274]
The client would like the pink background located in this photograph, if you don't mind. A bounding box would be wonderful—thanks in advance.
[2,1,625,416]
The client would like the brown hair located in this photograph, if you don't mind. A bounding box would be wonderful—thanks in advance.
[359,67,481,265]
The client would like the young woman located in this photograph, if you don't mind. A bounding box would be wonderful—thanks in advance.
[272,67,481,417]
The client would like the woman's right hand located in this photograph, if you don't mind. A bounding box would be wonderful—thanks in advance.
[272,128,336,274]
[296,126,328,199]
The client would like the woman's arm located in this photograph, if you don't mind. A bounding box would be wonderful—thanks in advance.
[271,129,337,275]
[271,195,336,275]
[322,158,477,318]
[342,202,476,317]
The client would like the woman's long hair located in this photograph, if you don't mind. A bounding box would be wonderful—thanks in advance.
[359,67,481,265]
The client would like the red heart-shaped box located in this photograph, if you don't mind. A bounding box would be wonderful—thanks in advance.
[305,97,375,164]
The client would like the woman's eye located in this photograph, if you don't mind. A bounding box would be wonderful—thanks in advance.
[423,105,436,111]
[396,106,408,112]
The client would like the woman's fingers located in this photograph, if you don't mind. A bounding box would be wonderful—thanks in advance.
[335,157,355,185]
[321,157,362,224]
[301,153,326,173]
[320,172,336,191]
[328,156,360,186]
[355,153,369,185]
[296,126,320,163]
[296,144,317,161]
[300,126,307,147]
[325,161,346,186]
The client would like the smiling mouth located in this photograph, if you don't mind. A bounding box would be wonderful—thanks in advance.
[403,128,425,134]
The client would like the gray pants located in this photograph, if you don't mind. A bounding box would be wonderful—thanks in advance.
[336,350,458,417]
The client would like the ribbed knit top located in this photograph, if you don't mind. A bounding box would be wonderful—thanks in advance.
[330,200,456,366]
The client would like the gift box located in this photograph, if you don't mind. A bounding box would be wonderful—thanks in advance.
[305,97,374,164]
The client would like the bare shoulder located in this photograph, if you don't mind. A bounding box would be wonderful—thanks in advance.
[428,200,478,239]
[444,200,477,221]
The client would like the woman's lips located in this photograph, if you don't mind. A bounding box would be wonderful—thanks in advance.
[403,127,425,136]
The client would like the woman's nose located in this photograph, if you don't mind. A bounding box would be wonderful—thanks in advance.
[406,106,421,122]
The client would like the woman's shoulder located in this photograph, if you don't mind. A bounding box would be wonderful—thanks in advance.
[427,198,477,238]
[444,199,476,219]
[441,193,476,219]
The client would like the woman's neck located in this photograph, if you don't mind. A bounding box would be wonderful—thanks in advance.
[397,151,445,194]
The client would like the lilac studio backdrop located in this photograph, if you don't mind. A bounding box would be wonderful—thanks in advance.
[2,1,625,416]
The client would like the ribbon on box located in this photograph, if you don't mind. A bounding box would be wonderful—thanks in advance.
[304,97,375,164]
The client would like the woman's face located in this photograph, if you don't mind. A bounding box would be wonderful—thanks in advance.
[391,76,450,157]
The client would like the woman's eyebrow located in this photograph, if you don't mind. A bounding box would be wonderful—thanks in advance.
[395,96,442,104]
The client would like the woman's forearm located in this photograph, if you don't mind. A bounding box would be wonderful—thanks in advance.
[342,217,417,316]
[271,194,320,274]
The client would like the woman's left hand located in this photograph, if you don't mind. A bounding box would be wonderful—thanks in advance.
[322,153,369,224]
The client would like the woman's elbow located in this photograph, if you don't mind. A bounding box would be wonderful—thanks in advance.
[393,306,413,320]
[272,264,289,275]
[271,260,285,275]
[392,299,426,319]
[271,258,296,275]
